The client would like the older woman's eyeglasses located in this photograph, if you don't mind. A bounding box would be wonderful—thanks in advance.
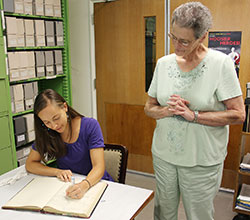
[168,33,195,47]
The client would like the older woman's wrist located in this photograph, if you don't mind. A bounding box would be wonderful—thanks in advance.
[192,110,199,123]
[165,106,174,117]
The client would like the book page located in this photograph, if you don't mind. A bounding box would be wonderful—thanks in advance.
[3,177,65,210]
[44,180,108,218]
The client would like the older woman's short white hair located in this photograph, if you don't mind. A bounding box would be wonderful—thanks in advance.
[171,2,212,39]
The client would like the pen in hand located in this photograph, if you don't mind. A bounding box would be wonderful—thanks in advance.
[71,176,75,185]
[66,176,75,198]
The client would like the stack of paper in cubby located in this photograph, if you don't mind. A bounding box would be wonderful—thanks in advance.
[240,153,250,172]
[236,184,250,211]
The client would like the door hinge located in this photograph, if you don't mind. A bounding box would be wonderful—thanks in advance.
[94,78,96,89]
[91,13,94,25]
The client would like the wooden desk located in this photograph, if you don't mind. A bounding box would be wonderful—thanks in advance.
[0,166,154,220]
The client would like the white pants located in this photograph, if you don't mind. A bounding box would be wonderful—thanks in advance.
[153,155,223,220]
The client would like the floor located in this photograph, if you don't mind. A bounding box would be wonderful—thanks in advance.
[125,170,239,220]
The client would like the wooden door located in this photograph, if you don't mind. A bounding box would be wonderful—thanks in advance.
[94,0,165,173]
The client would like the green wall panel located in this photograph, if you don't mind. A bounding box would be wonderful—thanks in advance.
[0,80,8,113]
[0,147,15,175]
[0,116,11,149]
[0,38,6,78]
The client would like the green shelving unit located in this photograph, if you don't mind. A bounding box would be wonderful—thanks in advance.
[0,0,72,175]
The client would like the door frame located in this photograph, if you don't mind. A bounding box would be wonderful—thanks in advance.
[89,0,170,119]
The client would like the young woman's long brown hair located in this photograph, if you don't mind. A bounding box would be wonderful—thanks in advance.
[33,89,83,163]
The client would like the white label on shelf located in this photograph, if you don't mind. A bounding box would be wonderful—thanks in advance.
[10,69,19,79]
[47,36,54,43]
[15,2,24,13]
[57,36,63,42]
[37,66,44,73]
[54,7,62,17]
[37,37,45,45]
[56,65,63,72]
[25,99,34,106]
[8,37,18,47]
[20,69,28,78]
[27,68,36,78]
[47,66,54,72]
[15,102,25,112]
[17,134,25,142]
[17,37,25,47]
[26,36,35,46]
[45,5,54,16]
[24,4,32,14]
[35,4,44,16]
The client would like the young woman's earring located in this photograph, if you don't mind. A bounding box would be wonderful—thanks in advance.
[42,123,50,131]
[66,111,70,121]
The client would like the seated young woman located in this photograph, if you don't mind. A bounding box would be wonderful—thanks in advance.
[25,89,113,199]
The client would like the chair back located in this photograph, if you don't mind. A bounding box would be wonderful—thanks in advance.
[104,144,128,184]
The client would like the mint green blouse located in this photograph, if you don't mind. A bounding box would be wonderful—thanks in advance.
[148,49,242,166]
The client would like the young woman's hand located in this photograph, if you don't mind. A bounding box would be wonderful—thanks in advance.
[56,169,72,182]
[66,180,90,199]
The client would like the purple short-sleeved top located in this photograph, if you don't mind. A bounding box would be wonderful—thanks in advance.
[32,117,113,181]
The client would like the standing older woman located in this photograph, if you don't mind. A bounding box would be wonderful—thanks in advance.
[144,2,245,220]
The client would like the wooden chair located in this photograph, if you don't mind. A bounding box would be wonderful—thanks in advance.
[104,144,128,184]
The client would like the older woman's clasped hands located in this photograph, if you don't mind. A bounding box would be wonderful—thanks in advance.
[167,94,195,121]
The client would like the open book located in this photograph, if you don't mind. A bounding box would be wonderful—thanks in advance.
[2,176,108,218]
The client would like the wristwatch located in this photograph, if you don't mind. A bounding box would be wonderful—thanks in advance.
[193,110,199,123]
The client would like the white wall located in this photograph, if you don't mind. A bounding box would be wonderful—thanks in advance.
[68,1,94,117]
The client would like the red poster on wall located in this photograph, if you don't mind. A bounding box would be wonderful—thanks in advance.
[208,31,242,77]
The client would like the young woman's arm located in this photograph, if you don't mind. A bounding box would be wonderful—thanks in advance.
[66,148,105,199]
[86,148,105,185]
[25,149,72,181]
